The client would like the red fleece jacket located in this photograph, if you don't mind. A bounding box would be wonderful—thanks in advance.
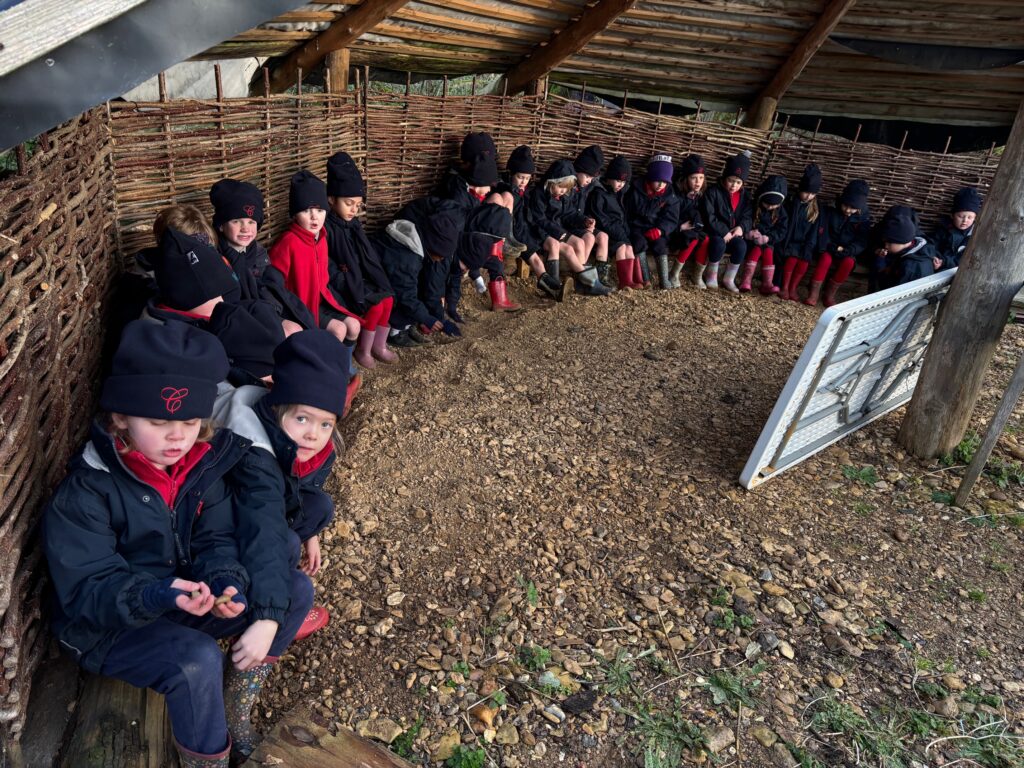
[269,222,353,326]
[119,440,212,507]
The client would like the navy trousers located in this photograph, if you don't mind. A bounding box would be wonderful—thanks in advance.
[100,569,314,754]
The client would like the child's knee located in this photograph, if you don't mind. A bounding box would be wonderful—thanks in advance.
[177,635,224,684]
[344,317,360,338]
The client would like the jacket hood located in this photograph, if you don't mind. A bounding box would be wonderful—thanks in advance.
[541,159,577,184]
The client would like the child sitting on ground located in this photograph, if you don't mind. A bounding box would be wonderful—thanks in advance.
[269,170,362,349]
[779,164,822,301]
[586,155,642,290]
[700,152,753,292]
[565,145,610,282]
[43,321,312,767]
[322,152,398,369]
[931,187,981,270]
[877,207,940,286]
[669,153,709,289]
[624,153,681,289]
[210,178,314,336]
[741,175,788,294]
[527,160,612,296]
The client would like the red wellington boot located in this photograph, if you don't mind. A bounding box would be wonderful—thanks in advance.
[342,373,361,418]
[295,605,330,641]
[488,278,521,311]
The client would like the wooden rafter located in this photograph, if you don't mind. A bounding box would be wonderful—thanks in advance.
[504,0,639,95]
[266,0,410,93]
[746,0,858,129]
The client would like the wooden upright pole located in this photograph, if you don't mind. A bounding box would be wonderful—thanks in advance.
[899,99,1024,458]
[326,48,350,93]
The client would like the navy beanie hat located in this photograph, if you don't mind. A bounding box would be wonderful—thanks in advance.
[289,170,329,217]
[646,153,674,184]
[573,145,605,176]
[101,320,228,419]
[680,153,705,178]
[207,299,284,379]
[605,155,632,182]
[265,329,350,416]
[840,179,869,210]
[723,152,751,181]
[464,153,499,187]
[210,179,265,228]
[420,209,463,259]
[952,187,982,214]
[799,163,823,194]
[461,132,496,163]
[882,213,917,244]
[154,227,238,311]
[756,174,788,205]
[467,202,512,239]
[507,145,536,175]
[326,151,366,198]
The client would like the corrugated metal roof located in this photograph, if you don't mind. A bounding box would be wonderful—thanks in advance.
[198,0,1024,125]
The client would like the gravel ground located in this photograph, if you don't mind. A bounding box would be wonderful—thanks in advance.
[253,275,1024,768]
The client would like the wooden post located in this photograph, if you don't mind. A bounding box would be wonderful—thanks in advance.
[899,99,1024,458]
[326,48,350,94]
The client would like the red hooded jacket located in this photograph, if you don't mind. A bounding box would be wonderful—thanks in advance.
[269,222,355,325]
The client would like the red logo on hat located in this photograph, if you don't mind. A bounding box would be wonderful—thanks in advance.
[243,204,256,217]
[161,387,189,414]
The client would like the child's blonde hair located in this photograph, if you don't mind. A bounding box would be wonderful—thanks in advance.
[545,176,576,196]
[153,204,218,245]
[805,196,819,223]
[272,404,345,455]
[103,412,217,451]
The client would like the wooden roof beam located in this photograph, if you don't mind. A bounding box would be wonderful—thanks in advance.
[746,0,858,130]
[265,0,411,93]
[503,0,639,95]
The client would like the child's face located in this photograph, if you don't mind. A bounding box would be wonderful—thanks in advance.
[280,404,336,462]
[219,218,258,249]
[763,203,781,211]
[512,173,532,192]
[687,173,705,193]
[189,295,224,319]
[608,179,626,193]
[724,176,743,193]
[576,172,593,189]
[885,240,912,254]
[112,414,202,471]
[295,207,326,234]
[799,191,816,203]
[551,183,572,200]
[648,180,667,193]
[329,196,363,222]
[841,204,859,217]
[468,185,491,198]
[952,211,976,230]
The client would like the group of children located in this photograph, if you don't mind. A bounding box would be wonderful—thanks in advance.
[41,132,982,768]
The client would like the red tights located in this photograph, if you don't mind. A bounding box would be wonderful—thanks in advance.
[360,296,393,331]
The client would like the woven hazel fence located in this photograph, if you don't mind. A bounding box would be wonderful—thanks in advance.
[0,81,1002,750]
[0,109,117,745]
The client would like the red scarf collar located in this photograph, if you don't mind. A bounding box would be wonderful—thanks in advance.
[155,304,211,321]
[644,182,667,198]
[729,190,741,210]
[118,438,212,507]
[292,442,334,478]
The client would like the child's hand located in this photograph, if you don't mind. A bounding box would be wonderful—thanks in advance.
[211,586,246,619]
[932,256,943,270]
[171,579,215,616]
[679,221,693,231]
[301,536,322,576]
[875,247,887,258]
[281,319,303,336]
[748,229,761,241]
[723,232,733,243]
[584,217,596,230]
[730,226,743,239]
[759,234,770,246]
[232,620,278,671]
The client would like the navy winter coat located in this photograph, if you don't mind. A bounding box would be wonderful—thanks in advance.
[701,183,753,238]
[820,205,871,260]
[563,183,595,236]
[217,237,317,329]
[752,204,789,246]
[780,197,820,262]
[496,179,537,252]
[324,212,394,316]
[623,180,681,237]
[42,425,284,674]
[893,237,940,284]
[930,217,973,269]
[586,183,630,247]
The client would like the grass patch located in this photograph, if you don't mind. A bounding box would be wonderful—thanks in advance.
[842,464,879,485]
[711,608,754,631]
[967,587,987,603]
[517,644,552,672]
[940,431,981,466]
[598,647,636,695]
[390,715,424,759]
[932,490,955,504]
[706,662,765,710]
[517,574,539,607]
[634,699,705,768]
[444,745,486,768]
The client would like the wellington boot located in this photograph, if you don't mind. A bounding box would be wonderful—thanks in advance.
[703,261,719,289]
[636,252,652,288]
[668,259,684,289]
[343,373,361,418]
[224,664,273,761]
[488,279,521,311]
[174,739,230,768]
[596,261,611,285]
[353,329,376,369]
[803,280,823,306]
[759,265,779,295]
[822,279,842,307]
[545,259,560,281]
[371,325,398,362]
[692,259,707,289]
[655,254,670,289]
[737,261,758,292]
[722,263,740,293]
[537,272,564,301]
[614,258,635,290]
[574,265,612,296]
